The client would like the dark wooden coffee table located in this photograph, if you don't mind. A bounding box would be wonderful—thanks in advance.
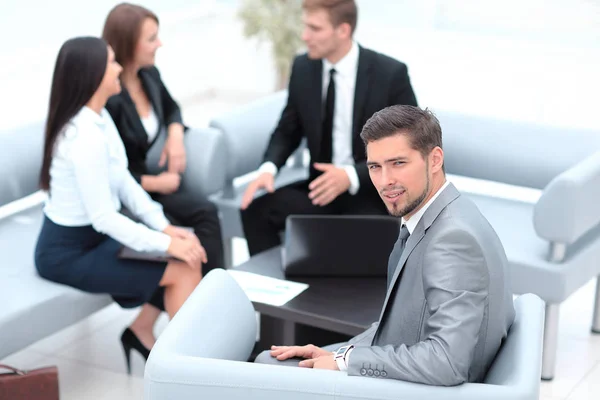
[234,247,386,351]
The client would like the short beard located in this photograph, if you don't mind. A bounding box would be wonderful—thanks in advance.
[388,171,430,218]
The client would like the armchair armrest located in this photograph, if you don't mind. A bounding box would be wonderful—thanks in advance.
[181,128,228,197]
[147,127,228,197]
[534,151,600,244]
[147,269,256,361]
[145,268,257,399]
[149,355,535,400]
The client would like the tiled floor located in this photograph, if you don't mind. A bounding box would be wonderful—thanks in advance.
[2,231,600,399]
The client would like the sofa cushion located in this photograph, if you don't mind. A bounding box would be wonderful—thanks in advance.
[0,204,111,359]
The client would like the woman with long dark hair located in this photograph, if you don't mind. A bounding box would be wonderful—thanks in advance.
[102,3,224,275]
[35,36,205,373]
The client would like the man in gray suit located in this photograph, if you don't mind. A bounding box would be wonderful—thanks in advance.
[256,105,515,386]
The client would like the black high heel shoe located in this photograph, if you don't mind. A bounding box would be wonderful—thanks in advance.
[120,328,151,374]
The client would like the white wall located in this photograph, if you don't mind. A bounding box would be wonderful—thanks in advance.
[0,0,598,132]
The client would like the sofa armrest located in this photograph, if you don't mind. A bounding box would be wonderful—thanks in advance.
[147,127,228,198]
[0,122,45,206]
[534,151,600,244]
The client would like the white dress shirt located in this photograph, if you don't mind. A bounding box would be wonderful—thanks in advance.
[259,42,361,195]
[44,106,172,253]
[338,180,451,371]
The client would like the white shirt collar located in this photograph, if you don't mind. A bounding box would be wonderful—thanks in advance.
[323,41,359,78]
[72,106,106,128]
[402,180,450,234]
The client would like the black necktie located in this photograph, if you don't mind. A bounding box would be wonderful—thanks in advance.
[386,224,410,289]
[319,68,336,163]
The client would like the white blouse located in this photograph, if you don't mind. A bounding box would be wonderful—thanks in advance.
[44,106,171,253]
[142,106,160,143]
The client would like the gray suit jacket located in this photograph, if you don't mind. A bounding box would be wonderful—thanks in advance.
[347,183,515,386]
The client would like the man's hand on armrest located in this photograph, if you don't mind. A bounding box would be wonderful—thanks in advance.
[269,344,338,369]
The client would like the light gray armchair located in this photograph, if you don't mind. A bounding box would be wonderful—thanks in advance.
[436,110,600,380]
[208,91,307,266]
[145,269,545,400]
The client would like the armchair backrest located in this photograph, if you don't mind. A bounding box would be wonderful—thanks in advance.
[438,111,600,190]
[484,294,544,390]
[209,91,287,183]
[0,122,45,206]
[146,127,228,197]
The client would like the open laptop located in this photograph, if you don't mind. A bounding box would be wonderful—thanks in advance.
[282,215,401,278]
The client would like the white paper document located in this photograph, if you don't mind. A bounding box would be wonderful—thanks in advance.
[227,270,309,306]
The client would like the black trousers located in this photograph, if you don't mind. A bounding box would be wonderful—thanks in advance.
[147,188,224,310]
[241,181,387,256]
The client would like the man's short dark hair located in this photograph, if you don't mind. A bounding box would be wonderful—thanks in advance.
[361,105,444,168]
[302,0,358,34]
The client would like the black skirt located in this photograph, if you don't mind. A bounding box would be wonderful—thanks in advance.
[35,216,167,309]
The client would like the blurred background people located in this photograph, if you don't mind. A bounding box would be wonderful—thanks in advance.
[103,3,225,275]
[35,36,205,373]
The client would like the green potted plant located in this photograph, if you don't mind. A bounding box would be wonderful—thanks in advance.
[238,0,305,90]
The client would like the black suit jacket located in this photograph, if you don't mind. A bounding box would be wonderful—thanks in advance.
[263,46,418,198]
[106,66,185,182]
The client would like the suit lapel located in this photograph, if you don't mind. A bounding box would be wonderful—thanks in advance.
[139,70,164,147]
[377,183,462,322]
[377,225,425,321]
[119,88,150,151]
[139,69,164,123]
[352,46,372,139]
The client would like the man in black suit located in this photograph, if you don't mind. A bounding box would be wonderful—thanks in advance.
[241,0,418,256]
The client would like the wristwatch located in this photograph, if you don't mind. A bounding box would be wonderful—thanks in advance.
[333,345,354,371]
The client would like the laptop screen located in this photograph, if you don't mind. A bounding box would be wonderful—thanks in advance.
[282,215,400,277]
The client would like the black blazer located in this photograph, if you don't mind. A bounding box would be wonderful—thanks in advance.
[106,66,185,182]
[263,46,418,197]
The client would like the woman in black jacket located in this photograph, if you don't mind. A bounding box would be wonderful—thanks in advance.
[102,4,224,287]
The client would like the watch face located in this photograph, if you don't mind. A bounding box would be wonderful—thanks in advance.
[335,346,349,357]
